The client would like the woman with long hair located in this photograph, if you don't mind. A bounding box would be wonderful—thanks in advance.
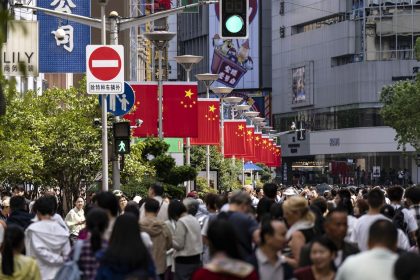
[192,219,258,280]
[95,213,156,280]
[0,225,41,280]
[294,236,337,280]
[67,207,109,280]
[283,196,316,268]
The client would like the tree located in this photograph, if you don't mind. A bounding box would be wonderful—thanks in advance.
[380,78,420,151]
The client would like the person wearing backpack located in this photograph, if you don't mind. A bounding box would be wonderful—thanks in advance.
[387,186,418,245]
[0,225,41,280]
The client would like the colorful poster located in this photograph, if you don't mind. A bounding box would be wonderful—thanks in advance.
[292,66,306,104]
[209,0,259,89]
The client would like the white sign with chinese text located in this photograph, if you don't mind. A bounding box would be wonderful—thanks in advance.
[3,20,38,77]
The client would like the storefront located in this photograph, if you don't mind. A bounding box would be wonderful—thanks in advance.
[280,127,418,185]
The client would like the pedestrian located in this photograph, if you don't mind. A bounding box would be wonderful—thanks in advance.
[123,201,154,252]
[25,196,71,280]
[92,191,119,241]
[66,208,109,280]
[201,193,220,264]
[248,218,294,280]
[192,219,258,280]
[65,196,86,244]
[141,198,172,279]
[394,252,420,280]
[404,186,420,228]
[299,208,359,268]
[294,236,337,280]
[0,225,41,280]
[337,219,398,280]
[95,213,156,280]
[257,183,278,221]
[11,186,31,211]
[282,196,316,267]
[118,195,128,215]
[140,183,169,222]
[171,199,203,280]
[6,196,34,230]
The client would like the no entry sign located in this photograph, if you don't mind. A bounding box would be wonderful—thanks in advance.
[86,45,124,94]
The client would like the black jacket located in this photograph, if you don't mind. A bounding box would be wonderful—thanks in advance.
[6,210,34,230]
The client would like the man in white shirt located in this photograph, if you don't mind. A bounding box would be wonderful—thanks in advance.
[351,188,408,251]
[336,219,398,280]
[140,183,169,222]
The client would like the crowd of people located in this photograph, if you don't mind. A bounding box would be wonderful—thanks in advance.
[0,183,420,279]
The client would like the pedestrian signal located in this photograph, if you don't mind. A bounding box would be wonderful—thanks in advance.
[113,122,131,155]
[220,0,249,39]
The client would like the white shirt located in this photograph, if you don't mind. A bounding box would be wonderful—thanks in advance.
[345,215,358,242]
[350,214,409,251]
[256,248,285,280]
[336,248,398,280]
[390,203,418,233]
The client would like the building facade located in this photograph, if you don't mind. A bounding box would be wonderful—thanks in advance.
[272,0,420,185]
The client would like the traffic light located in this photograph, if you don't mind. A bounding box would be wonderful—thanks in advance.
[113,122,131,155]
[220,0,249,39]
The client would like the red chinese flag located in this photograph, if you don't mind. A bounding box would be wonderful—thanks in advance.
[124,82,158,137]
[190,98,220,145]
[224,120,246,158]
[244,125,255,161]
[162,82,198,137]
[253,132,262,163]
[261,136,270,164]
[276,147,282,167]
[267,139,276,167]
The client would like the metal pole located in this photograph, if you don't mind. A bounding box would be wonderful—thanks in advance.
[221,102,224,156]
[206,86,210,188]
[100,4,109,191]
[110,13,121,190]
[186,69,191,193]
[242,157,245,187]
[158,49,163,139]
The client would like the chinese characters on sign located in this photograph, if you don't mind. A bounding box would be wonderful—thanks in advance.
[50,0,76,52]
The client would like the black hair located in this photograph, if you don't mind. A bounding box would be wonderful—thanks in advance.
[405,186,420,204]
[101,213,150,270]
[310,236,338,254]
[9,196,26,212]
[387,186,404,202]
[167,199,187,221]
[394,252,420,280]
[144,198,160,214]
[229,191,252,206]
[33,196,55,216]
[336,189,354,215]
[86,208,109,253]
[150,183,164,196]
[92,191,119,217]
[204,193,219,212]
[368,219,398,250]
[257,198,276,222]
[43,195,58,214]
[11,186,24,193]
[263,183,278,199]
[324,208,348,224]
[124,201,140,220]
[367,188,385,209]
[260,216,275,245]
[270,202,283,221]
[380,204,395,220]
[183,198,199,216]
[1,225,24,276]
[207,219,241,259]
[311,197,328,215]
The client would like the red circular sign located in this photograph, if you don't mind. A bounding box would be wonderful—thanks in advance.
[88,46,121,81]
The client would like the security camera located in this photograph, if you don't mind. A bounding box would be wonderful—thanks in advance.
[93,118,101,127]
[54,28,66,40]
[135,119,143,127]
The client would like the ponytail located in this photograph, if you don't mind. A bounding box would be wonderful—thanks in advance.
[1,225,24,276]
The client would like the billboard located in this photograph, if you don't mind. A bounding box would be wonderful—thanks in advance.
[38,0,90,73]
[292,66,306,104]
[209,0,259,89]
[290,61,314,108]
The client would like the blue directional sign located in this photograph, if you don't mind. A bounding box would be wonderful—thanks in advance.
[38,0,91,73]
[99,82,135,116]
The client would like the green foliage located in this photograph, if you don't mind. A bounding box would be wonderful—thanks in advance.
[256,163,272,183]
[380,79,420,151]
[415,37,420,61]
[141,137,170,160]
[168,165,197,186]
[195,176,216,198]
[120,141,155,197]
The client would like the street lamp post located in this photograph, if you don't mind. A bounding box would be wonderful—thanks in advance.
[175,55,203,193]
[144,31,176,140]
[235,104,251,188]
[196,73,218,188]
[210,87,233,156]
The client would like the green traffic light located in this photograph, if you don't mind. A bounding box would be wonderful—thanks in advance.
[225,15,244,34]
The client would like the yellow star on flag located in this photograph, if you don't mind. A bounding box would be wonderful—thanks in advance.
[209,105,216,113]
[185,89,194,99]
[247,130,252,135]
[255,136,260,141]
[263,140,267,145]
[238,124,244,130]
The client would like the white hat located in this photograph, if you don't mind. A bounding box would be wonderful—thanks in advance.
[283,188,297,196]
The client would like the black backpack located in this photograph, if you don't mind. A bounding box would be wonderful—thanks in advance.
[393,206,409,234]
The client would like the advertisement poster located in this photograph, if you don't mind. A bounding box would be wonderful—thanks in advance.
[209,0,259,89]
[292,66,306,104]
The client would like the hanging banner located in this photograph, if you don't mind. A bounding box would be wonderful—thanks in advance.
[209,0,259,89]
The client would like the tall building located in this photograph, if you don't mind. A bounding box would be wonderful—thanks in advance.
[272,0,420,185]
